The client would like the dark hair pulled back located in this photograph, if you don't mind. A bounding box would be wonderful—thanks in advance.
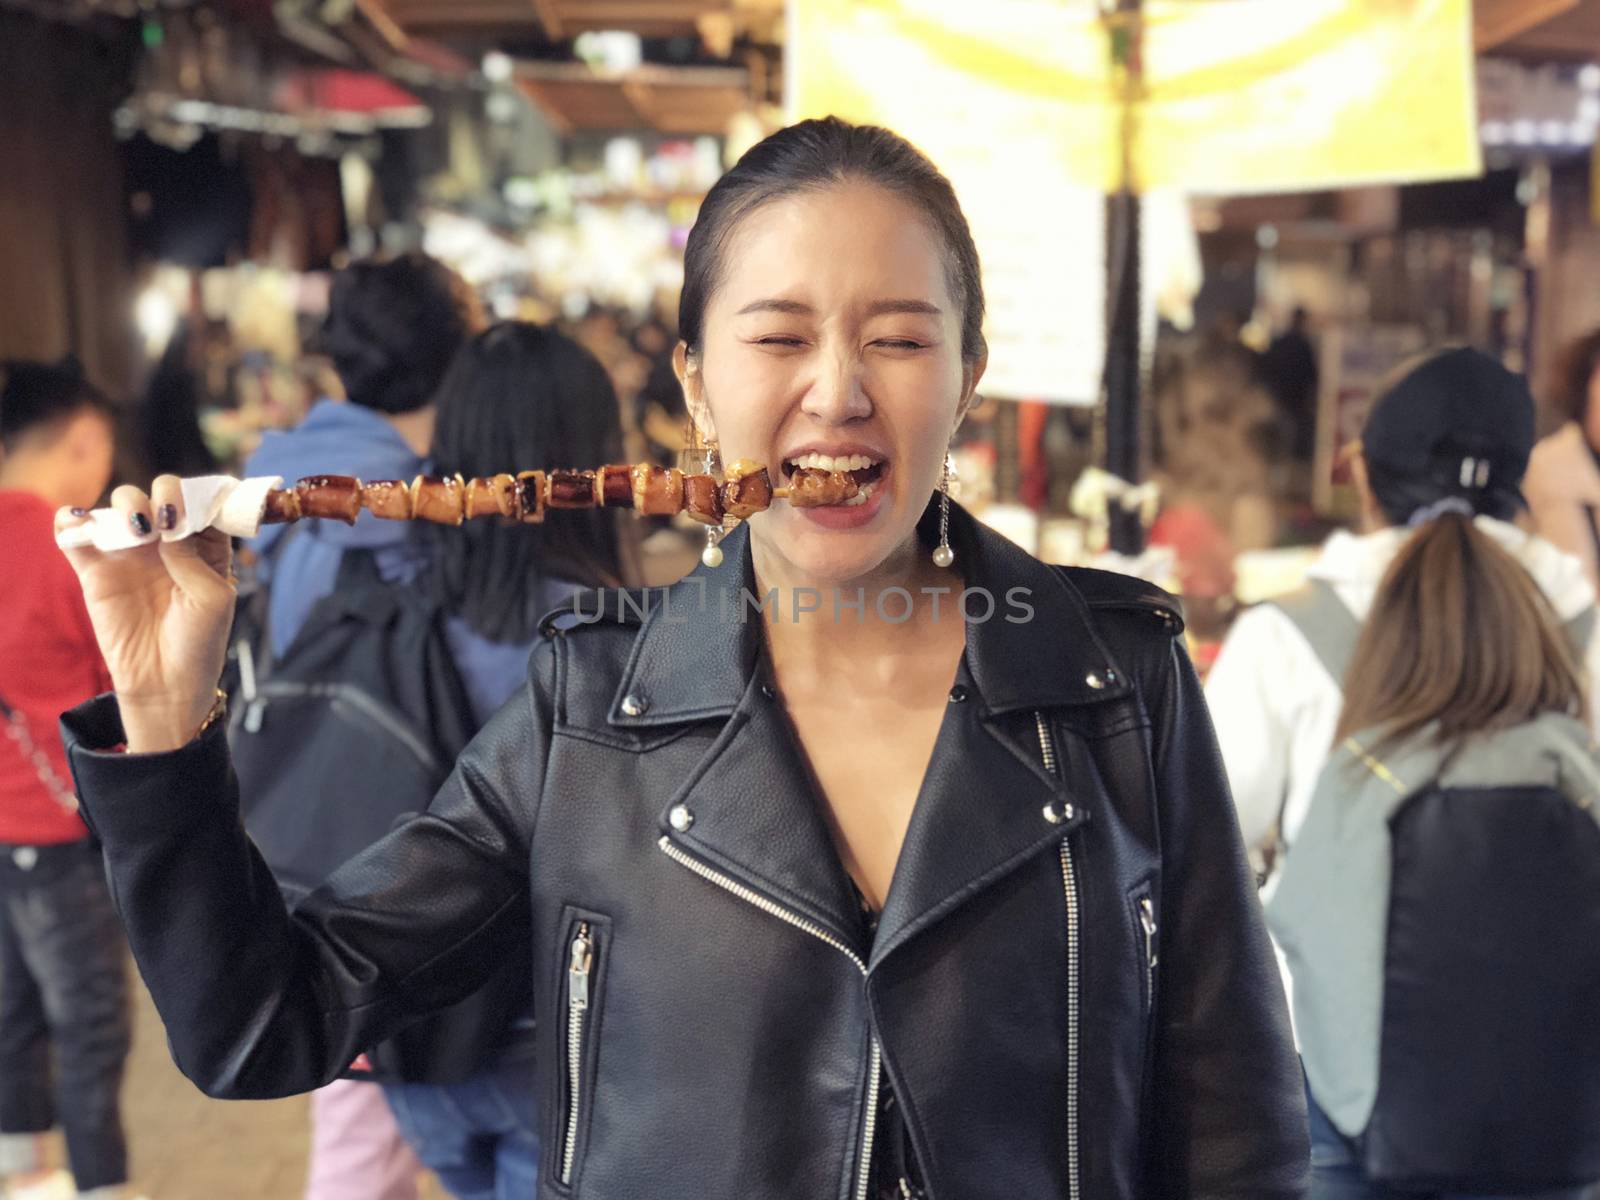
[679,117,987,363]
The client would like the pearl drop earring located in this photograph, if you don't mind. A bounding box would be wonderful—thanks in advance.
[702,525,725,568]
[698,443,725,568]
[932,453,955,568]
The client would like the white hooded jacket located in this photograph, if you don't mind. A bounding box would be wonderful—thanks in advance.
[1205,517,1600,865]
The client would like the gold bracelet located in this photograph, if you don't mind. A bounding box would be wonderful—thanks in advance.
[193,688,228,742]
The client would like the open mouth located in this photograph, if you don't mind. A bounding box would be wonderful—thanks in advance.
[782,452,887,508]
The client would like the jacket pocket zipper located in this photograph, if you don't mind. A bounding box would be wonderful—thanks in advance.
[562,922,594,1187]
[656,837,881,1200]
[1137,894,1158,1018]
[1035,710,1081,1200]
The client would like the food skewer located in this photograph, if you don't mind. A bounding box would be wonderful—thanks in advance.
[261,460,859,528]
[54,461,864,556]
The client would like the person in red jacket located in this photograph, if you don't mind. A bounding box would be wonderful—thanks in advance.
[0,359,136,1200]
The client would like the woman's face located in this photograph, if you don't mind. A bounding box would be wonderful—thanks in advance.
[680,182,984,586]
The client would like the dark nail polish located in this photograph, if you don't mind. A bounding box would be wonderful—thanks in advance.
[70,507,87,517]
[130,512,152,536]
[158,504,178,532]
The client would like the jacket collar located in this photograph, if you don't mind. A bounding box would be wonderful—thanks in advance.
[606,498,1132,730]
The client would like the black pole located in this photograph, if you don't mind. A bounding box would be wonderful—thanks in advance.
[1103,0,1144,556]
[1104,191,1143,554]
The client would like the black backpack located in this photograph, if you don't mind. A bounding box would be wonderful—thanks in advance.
[1361,767,1600,1192]
[229,549,531,1084]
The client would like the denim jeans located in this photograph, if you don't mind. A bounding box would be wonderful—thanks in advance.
[382,1059,538,1200]
[1308,1085,1594,1200]
[0,840,131,1191]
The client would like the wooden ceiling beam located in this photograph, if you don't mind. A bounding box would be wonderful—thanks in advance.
[1474,0,1580,50]
[530,0,563,38]
[1494,30,1600,58]
[556,0,722,19]
[352,0,410,50]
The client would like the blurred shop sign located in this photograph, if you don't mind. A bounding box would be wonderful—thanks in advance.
[1477,57,1600,153]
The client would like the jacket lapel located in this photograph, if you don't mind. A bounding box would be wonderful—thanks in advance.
[869,505,1128,968]
[870,680,1088,970]
[610,524,866,948]
[658,670,868,950]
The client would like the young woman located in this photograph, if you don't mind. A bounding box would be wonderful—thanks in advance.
[54,118,1305,1199]
[1269,474,1600,1200]
[382,322,629,1199]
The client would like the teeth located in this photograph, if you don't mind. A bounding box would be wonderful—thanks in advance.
[787,452,880,473]
[840,481,878,507]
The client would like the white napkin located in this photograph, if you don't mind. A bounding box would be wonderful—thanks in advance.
[55,475,284,552]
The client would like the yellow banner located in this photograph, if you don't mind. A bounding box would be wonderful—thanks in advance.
[788,0,1482,194]
[1139,0,1482,193]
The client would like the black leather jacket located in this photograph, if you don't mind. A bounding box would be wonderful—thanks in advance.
[63,503,1307,1200]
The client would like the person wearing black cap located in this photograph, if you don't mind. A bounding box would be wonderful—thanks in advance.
[1358,345,1535,526]
[1206,346,1600,887]
[1257,346,1600,1200]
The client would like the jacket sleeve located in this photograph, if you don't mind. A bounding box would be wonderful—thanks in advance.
[1149,634,1310,1199]
[61,640,555,1101]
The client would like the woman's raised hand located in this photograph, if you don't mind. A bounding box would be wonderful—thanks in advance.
[57,475,237,753]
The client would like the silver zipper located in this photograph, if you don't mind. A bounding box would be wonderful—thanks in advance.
[657,837,881,1200]
[561,923,593,1186]
[858,1040,883,1200]
[1035,712,1081,1200]
[1138,896,1158,1014]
